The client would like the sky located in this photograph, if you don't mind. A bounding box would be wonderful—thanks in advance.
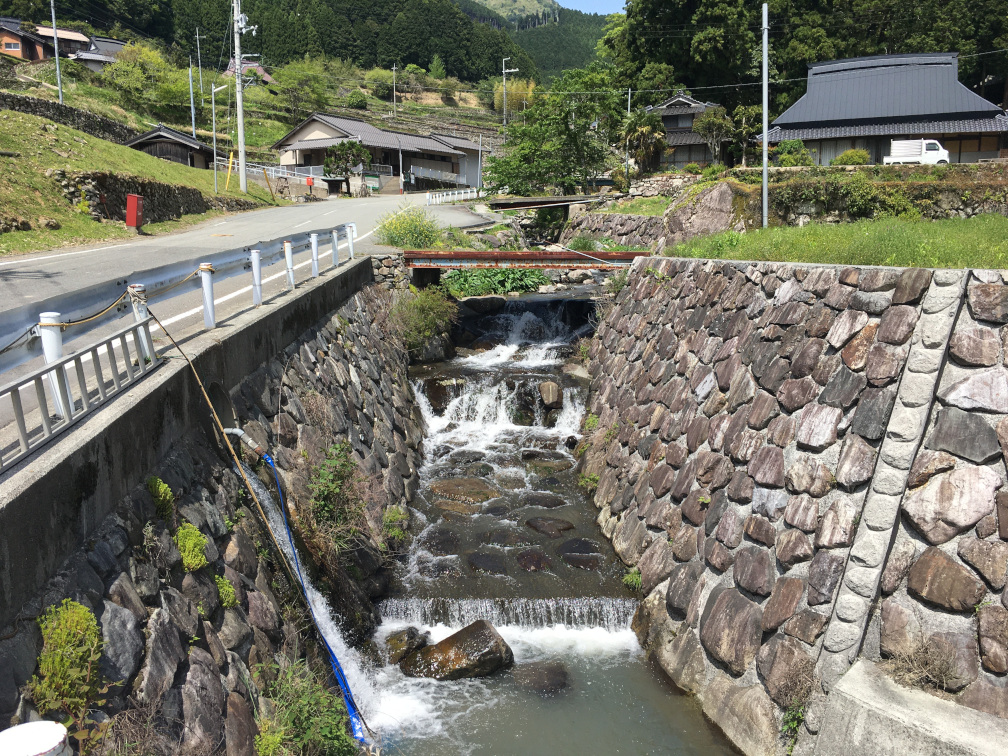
[560,0,625,14]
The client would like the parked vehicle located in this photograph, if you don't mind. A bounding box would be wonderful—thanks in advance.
[883,139,950,165]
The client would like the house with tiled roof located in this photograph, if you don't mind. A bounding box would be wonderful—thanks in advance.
[0,17,51,61]
[71,36,126,73]
[647,92,728,168]
[766,53,1008,164]
[272,114,484,187]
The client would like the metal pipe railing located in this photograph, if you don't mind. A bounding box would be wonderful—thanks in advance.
[426,188,483,205]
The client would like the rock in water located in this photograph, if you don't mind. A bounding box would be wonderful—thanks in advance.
[513,661,569,695]
[539,381,563,410]
[385,626,430,665]
[399,619,514,680]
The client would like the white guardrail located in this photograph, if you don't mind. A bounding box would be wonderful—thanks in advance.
[0,222,358,471]
[426,188,483,205]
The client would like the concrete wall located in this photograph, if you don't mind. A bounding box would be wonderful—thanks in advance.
[0,258,373,628]
[582,256,1008,754]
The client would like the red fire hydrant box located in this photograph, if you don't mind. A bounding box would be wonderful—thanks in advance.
[126,194,144,230]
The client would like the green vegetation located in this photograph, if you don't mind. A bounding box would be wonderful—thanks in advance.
[304,442,368,565]
[146,476,175,521]
[692,106,733,164]
[781,702,805,755]
[511,7,609,82]
[324,141,371,178]
[775,140,815,167]
[382,505,408,544]
[28,599,109,750]
[669,214,1008,269]
[375,205,443,249]
[174,523,209,572]
[567,235,598,252]
[391,285,459,352]
[605,269,629,297]
[254,655,358,756]
[215,575,238,609]
[604,196,672,217]
[622,567,642,592]
[584,413,599,432]
[831,149,871,166]
[444,268,549,296]
[578,472,600,493]
[344,90,367,110]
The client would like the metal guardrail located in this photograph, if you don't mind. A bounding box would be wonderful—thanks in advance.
[212,158,325,180]
[0,223,359,376]
[403,248,638,269]
[426,188,483,205]
[0,316,160,471]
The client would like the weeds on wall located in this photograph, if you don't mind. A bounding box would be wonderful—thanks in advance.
[442,268,549,297]
[390,285,458,353]
[146,476,174,521]
[622,567,642,592]
[302,442,369,569]
[375,204,443,249]
[174,522,209,572]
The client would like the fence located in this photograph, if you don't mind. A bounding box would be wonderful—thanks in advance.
[213,158,325,181]
[426,188,483,205]
[0,222,359,467]
[411,165,461,185]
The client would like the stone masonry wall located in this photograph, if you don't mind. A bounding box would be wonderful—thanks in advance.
[0,284,424,751]
[0,92,139,144]
[581,256,969,755]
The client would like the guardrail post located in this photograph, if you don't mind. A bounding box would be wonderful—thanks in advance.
[251,249,263,306]
[310,233,319,278]
[283,240,295,290]
[199,264,216,328]
[346,223,356,260]
[128,284,153,362]
[330,229,339,267]
[426,191,431,206]
[38,311,70,419]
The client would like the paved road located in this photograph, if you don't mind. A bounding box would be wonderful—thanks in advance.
[0,193,484,315]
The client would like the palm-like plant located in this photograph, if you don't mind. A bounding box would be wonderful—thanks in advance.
[622,110,666,174]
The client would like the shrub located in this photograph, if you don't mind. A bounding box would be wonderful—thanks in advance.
[578,473,600,493]
[775,140,815,167]
[391,285,458,352]
[375,204,443,249]
[344,90,367,109]
[605,268,629,297]
[622,567,642,591]
[567,235,597,252]
[584,413,599,432]
[174,522,208,572]
[365,68,393,100]
[216,574,237,609]
[147,476,174,521]
[382,505,408,544]
[684,162,701,174]
[442,268,549,297]
[304,442,369,564]
[831,148,870,166]
[28,599,106,720]
[255,656,357,756]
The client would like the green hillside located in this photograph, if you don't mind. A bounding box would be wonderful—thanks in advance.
[470,0,559,22]
[511,7,608,81]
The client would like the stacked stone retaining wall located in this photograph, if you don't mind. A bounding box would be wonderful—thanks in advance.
[582,256,1008,754]
[0,91,138,144]
[0,282,423,748]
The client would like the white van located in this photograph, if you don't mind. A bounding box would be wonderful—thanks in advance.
[883,139,950,165]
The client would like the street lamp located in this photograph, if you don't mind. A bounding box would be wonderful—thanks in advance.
[212,84,228,194]
[502,57,518,130]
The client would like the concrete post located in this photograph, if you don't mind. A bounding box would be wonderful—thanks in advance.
[346,224,356,260]
[310,233,319,278]
[251,249,262,305]
[330,229,339,267]
[284,240,295,290]
[128,284,153,362]
[199,265,216,328]
[38,311,69,418]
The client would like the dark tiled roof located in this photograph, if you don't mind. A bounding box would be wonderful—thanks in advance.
[764,114,1008,142]
[72,51,115,64]
[0,17,47,46]
[431,133,481,151]
[280,136,359,153]
[774,53,1003,127]
[125,124,215,153]
[276,114,463,156]
[665,131,708,146]
[90,36,126,55]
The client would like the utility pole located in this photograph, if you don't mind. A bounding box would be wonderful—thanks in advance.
[625,87,631,189]
[195,28,204,102]
[212,84,227,193]
[189,58,196,138]
[502,57,518,129]
[49,0,62,104]
[762,2,769,228]
[477,134,482,189]
[232,0,255,194]
[392,63,397,118]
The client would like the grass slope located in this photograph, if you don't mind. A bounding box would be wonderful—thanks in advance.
[0,110,280,256]
[669,215,1008,269]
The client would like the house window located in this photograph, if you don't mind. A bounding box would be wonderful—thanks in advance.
[678,114,692,128]
[4,42,20,51]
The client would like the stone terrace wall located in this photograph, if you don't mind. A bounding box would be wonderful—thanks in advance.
[0,92,138,144]
[873,270,1008,720]
[581,256,969,754]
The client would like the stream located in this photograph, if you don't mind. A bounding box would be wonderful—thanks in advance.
[250,296,733,755]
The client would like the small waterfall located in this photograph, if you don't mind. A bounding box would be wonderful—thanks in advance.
[380,597,638,631]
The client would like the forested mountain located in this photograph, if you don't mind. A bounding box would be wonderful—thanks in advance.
[606,0,1008,112]
[511,7,609,82]
[469,0,559,24]
[1,0,538,84]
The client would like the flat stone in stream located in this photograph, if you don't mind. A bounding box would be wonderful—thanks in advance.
[484,504,512,517]
[521,492,567,509]
[557,538,605,570]
[466,463,495,477]
[434,498,481,515]
[467,550,509,574]
[419,528,461,556]
[516,548,552,572]
[513,661,569,695]
[399,619,514,680]
[526,459,574,475]
[526,517,576,538]
[430,477,499,504]
[483,528,535,547]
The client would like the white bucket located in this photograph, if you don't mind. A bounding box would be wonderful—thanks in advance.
[0,721,72,756]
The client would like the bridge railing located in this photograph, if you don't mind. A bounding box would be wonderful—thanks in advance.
[402,248,639,269]
[426,188,482,205]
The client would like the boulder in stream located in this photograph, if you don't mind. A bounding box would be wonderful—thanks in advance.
[399,620,514,680]
[385,626,431,665]
[526,516,575,538]
[557,538,605,570]
[513,661,569,696]
[539,381,563,410]
[430,478,499,504]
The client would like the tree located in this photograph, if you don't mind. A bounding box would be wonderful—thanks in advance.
[429,54,446,80]
[731,104,761,167]
[272,58,330,123]
[324,141,372,177]
[623,110,666,173]
[692,106,733,164]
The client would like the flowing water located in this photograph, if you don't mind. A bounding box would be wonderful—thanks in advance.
[248,297,733,755]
